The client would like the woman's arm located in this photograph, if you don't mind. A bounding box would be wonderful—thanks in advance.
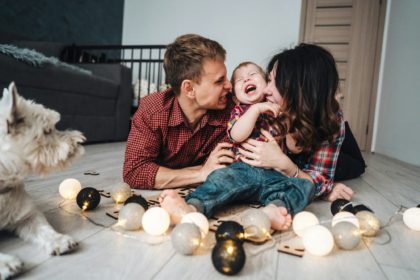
[238,130,313,182]
[240,123,352,200]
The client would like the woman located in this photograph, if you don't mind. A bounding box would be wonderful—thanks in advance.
[239,43,354,202]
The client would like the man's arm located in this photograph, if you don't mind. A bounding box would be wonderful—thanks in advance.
[123,107,162,189]
[123,107,234,189]
[154,142,234,189]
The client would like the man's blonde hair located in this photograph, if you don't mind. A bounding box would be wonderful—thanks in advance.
[164,34,226,94]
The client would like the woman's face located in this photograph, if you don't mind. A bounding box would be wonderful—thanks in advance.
[264,68,284,108]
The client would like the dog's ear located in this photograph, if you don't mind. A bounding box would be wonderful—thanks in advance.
[9,81,19,119]
[0,82,19,133]
[1,87,12,118]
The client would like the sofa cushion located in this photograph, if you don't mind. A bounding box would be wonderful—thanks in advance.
[59,115,116,143]
[0,54,119,99]
[15,87,117,117]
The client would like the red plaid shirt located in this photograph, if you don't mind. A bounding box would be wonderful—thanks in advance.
[123,89,232,189]
[288,112,346,197]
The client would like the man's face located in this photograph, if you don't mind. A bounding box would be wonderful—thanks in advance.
[193,58,232,110]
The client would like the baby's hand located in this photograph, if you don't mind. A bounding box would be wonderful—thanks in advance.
[253,102,281,117]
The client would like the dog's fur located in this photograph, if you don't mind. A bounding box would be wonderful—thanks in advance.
[0,82,85,279]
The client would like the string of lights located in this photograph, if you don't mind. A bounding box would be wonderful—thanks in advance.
[56,178,419,276]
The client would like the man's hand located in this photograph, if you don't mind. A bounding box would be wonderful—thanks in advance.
[326,183,354,202]
[200,142,234,181]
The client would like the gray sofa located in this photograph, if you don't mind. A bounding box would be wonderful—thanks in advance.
[0,41,133,143]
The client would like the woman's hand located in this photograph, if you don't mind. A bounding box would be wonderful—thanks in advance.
[238,129,293,174]
[326,183,354,202]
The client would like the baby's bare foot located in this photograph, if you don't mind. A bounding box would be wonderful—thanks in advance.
[262,204,292,231]
[159,190,195,224]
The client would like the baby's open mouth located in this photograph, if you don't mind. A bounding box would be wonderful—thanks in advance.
[245,84,257,94]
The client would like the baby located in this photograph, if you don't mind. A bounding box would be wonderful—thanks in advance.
[228,61,301,158]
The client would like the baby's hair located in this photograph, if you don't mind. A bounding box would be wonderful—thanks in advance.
[230,61,266,94]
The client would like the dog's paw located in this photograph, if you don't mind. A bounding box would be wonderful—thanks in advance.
[45,234,78,256]
[0,254,24,280]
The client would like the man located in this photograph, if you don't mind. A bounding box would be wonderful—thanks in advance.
[123,34,234,189]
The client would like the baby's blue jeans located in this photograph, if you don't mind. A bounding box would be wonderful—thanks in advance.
[185,162,315,217]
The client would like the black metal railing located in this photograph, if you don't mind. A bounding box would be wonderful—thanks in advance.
[61,44,167,106]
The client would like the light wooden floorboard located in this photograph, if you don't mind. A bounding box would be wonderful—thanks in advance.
[381,265,420,280]
[1,142,419,279]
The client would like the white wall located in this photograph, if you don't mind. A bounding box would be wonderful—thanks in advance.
[122,0,301,76]
[373,0,420,166]
[123,0,420,167]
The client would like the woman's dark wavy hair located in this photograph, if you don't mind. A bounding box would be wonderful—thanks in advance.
[267,43,340,152]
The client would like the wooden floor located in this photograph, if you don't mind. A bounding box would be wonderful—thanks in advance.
[1,142,420,280]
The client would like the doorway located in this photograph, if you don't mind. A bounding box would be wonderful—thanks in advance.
[299,0,386,150]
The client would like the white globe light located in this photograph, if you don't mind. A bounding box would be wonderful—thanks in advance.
[142,207,170,236]
[403,207,420,231]
[118,203,145,231]
[292,211,319,237]
[181,212,209,238]
[332,222,361,250]
[332,211,360,228]
[59,178,82,199]
[356,211,381,236]
[302,225,334,256]
[171,223,202,255]
[241,209,271,242]
[111,182,132,204]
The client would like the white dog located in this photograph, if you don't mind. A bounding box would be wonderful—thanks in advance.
[0,82,85,279]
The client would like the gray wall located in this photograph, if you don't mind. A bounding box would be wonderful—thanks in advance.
[122,0,301,76]
[374,0,420,166]
[0,0,124,45]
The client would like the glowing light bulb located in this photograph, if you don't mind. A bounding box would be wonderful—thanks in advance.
[356,210,381,236]
[403,207,420,231]
[332,221,361,250]
[332,211,360,228]
[181,212,209,238]
[330,199,353,215]
[118,203,145,231]
[292,211,319,237]
[142,207,170,236]
[171,223,202,255]
[302,225,334,256]
[76,187,101,211]
[215,221,245,243]
[59,178,82,199]
[212,239,246,275]
[124,195,149,210]
[241,209,271,242]
[111,182,132,204]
